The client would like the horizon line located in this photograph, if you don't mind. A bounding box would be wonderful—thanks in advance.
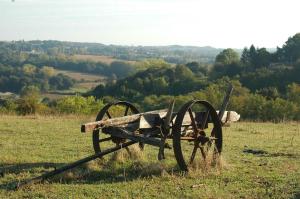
[0,39,280,50]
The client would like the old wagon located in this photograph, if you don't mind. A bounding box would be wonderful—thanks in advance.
[17,84,239,188]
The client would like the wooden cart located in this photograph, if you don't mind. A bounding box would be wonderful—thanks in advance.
[17,85,239,189]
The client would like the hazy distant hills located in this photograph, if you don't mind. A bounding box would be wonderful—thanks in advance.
[0,40,277,65]
[0,40,225,64]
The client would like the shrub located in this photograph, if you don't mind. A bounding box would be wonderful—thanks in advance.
[264,98,298,121]
[56,96,104,115]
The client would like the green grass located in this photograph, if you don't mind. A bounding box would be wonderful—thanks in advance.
[0,115,300,198]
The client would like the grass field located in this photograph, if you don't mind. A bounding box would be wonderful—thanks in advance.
[70,54,136,65]
[0,116,299,198]
[53,69,106,82]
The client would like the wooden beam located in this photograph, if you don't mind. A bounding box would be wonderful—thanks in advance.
[81,109,167,133]
[102,127,162,147]
[218,84,234,120]
[82,110,240,133]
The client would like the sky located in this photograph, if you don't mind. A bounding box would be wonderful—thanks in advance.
[0,0,299,48]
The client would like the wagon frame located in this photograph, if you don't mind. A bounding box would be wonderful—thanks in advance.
[17,84,238,189]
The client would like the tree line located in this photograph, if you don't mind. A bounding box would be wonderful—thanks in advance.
[0,50,136,80]
[0,64,74,93]
[89,33,300,121]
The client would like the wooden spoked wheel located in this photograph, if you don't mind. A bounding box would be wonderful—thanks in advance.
[92,101,140,154]
[172,100,222,171]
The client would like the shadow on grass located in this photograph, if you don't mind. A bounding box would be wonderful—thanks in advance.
[0,162,64,191]
[0,162,64,175]
[243,148,299,158]
[0,161,172,191]
[291,192,300,199]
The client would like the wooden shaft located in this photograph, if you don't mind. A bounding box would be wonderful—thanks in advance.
[16,141,136,189]
[218,84,233,121]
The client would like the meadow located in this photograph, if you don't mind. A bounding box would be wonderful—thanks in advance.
[70,54,136,65]
[0,115,299,198]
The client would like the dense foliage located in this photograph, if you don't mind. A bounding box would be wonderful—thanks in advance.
[91,64,208,98]
[89,33,300,121]
[0,64,74,93]
[0,50,135,79]
[1,33,300,121]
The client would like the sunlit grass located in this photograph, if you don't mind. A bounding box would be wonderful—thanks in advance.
[0,115,299,198]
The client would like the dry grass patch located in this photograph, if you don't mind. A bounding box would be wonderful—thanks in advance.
[108,144,144,163]
[71,54,136,65]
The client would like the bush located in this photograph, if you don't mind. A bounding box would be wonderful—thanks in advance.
[17,96,41,115]
[263,98,298,121]
[16,86,42,115]
[0,99,18,114]
[56,96,104,114]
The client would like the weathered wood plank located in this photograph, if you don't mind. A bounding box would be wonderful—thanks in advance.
[81,109,167,133]
[218,84,234,120]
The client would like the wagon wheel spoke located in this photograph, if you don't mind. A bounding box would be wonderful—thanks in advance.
[200,110,210,130]
[106,111,112,119]
[124,106,130,116]
[188,108,198,137]
[211,127,216,137]
[93,101,140,154]
[199,146,206,160]
[99,137,112,143]
[173,100,222,171]
[189,141,199,164]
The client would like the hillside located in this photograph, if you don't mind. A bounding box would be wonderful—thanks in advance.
[88,34,300,121]
[91,64,208,99]
[0,40,222,64]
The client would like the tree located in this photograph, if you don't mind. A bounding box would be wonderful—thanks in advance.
[110,61,136,78]
[40,66,55,77]
[212,49,242,78]
[215,48,239,65]
[278,33,300,63]
[22,64,37,75]
[257,87,279,100]
[153,77,168,95]
[174,65,194,80]
[137,59,171,70]
[241,47,250,65]
[287,83,300,105]
[186,62,208,76]
[241,45,271,68]
[17,86,42,115]
[49,74,74,90]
